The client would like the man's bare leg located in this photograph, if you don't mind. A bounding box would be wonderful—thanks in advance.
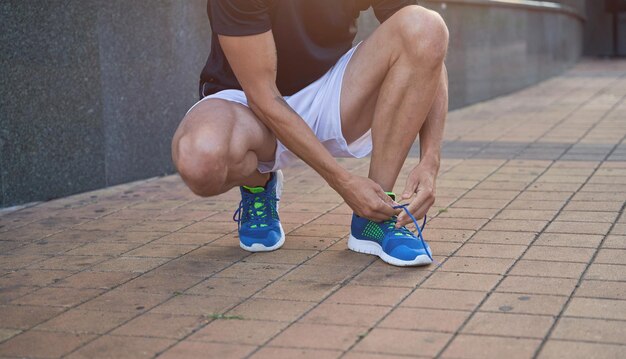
[341,6,448,223]
[172,99,277,197]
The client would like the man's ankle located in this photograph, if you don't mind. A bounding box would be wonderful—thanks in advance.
[243,172,271,188]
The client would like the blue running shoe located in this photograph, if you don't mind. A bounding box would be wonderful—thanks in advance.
[233,170,285,252]
[348,192,432,266]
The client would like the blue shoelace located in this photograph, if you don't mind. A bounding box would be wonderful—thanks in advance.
[233,193,279,230]
[393,204,435,263]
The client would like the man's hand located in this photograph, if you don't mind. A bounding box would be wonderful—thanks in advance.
[396,162,438,227]
[333,174,400,222]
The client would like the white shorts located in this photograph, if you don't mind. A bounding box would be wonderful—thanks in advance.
[186,44,372,173]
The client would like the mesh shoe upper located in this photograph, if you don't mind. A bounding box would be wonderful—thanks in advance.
[233,173,282,248]
[351,210,431,262]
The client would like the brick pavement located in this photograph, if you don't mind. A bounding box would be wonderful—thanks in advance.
[1,59,625,358]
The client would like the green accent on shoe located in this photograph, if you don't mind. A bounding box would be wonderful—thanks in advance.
[243,186,265,194]
[385,191,396,201]
[363,221,385,243]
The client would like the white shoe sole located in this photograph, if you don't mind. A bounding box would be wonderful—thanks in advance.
[239,170,285,253]
[240,224,285,252]
[348,235,432,267]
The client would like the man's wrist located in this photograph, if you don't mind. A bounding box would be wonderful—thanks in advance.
[419,153,441,173]
[326,166,351,192]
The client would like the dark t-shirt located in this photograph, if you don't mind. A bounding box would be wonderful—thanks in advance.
[200,0,416,98]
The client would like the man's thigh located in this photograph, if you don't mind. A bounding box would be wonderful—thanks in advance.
[172,98,276,166]
[340,8,408,143]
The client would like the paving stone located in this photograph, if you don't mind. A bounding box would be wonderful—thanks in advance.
[0,328,20,343]
[496,209,558,221]
[187,276,273,297]
[470,230,536,245]
[442,334,541,359]
[422,272,502,292]
[462,312,554,338]
[301,302,389,327]
[77,290,171,313]
[496,276,577,296]
[603,235,626,249]
[282,264,362,284]
[255,280,339,302]
[379,307,470,332]
[244,249,319,265]
[508,260,587,278]
[0,269,74,288]
[343,352,419,359]
[228,298,315,322]
[0,330,95,358]
[538,340,626,359]
[576,280,626,300]
[533,233,603,248]
[545,221,612,235]
[66,335,175,359]
[90,256,170,273]
[401,288,486,311]
[556,211,618,223]
[456,243,527,259]
[354,328,451,357]
[594,248,626,265]
[522,246,595,263]
[507,200,564,211]
[564,297,626,320]
[37,309,136,334]
[0,305,65,329]
[152,232,224,245]
[552,317,626,344]
[480,292,568,315]
[584,263,626,281]
[189,319,286,345]
[252,347,342,359]
[350,264,431,287]
[424,228,475,243]
[483,219,547,232]
[325,285,411,306]
[153,257,232,277]
[12,287,104,308]
[281,235,338,250]
[269,323,365,350]
[440,256,514,274]
[65,242,141,256]
[30,255,109,272]
[563,200,624,212]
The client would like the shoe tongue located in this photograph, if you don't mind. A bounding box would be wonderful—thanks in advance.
[243,186,265,194]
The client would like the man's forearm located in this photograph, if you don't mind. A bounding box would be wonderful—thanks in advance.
[418,65,448,173]
[248,87,350,188]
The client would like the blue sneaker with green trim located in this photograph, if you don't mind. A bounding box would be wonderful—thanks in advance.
[233,171,285,252]
[348,193,432,266]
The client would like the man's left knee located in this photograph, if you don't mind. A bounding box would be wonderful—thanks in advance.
[392,6,449,65]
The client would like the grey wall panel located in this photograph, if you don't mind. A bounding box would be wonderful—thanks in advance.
[95,0,210,186]
[1,0,209,207]
[0,1,106,206]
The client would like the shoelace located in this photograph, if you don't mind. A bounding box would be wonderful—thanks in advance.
[393,204,435,263]
[232,193,279,230]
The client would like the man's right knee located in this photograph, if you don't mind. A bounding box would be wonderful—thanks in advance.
[174,129,229,197]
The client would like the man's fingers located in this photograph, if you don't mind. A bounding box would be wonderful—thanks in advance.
[401,177,417,200]
[396,192,430,227]
[378,200,400,217]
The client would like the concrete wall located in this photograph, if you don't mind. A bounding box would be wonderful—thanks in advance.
[1,0,210,207]
[1,0,584,207]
